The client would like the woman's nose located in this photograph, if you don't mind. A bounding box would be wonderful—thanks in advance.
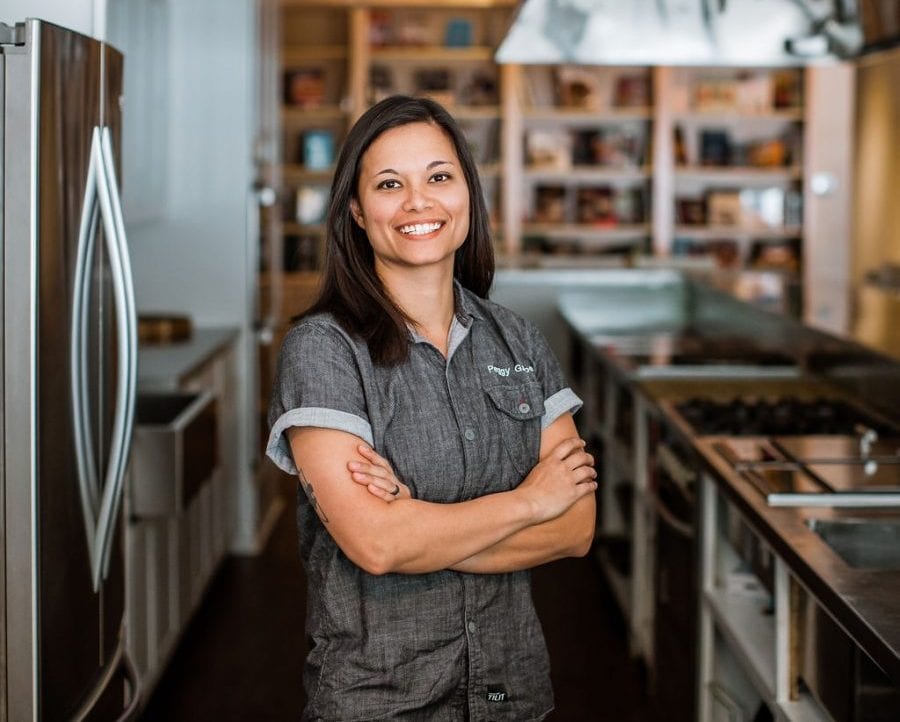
[402,184,433,212]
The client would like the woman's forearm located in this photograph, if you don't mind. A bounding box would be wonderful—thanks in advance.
[449,493,596,574]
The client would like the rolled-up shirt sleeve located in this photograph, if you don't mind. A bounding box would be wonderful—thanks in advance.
[266,321,372,475]
[527,321,582,429]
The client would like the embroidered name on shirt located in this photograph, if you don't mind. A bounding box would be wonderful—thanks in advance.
[486,686,509,703]
[487,363,534,377]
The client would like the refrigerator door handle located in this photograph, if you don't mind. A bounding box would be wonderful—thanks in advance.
[70,126,137,592]
[95,126,138,585]
[71,137,103,550]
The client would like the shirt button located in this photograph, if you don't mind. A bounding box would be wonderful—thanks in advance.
[467,621,476,633]
[518,402,531,414]
[464,428,476,441]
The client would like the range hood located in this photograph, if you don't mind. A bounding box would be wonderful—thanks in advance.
[495,0,871,66]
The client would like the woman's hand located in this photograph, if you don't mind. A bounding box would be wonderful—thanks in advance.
[348,445,411,502]
[516,437,596,523]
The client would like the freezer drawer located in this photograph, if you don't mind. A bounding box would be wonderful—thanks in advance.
[131,391,218,516]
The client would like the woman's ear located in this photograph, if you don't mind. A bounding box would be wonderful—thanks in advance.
[350,198,364,228]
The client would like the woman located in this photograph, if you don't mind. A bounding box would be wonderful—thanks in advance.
[267,95,597,721]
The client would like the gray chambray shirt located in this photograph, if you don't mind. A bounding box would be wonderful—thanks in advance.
[267,284,582,722]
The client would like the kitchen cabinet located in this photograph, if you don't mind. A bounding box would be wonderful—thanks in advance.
[697,473,831,721]
[126,333,238,698]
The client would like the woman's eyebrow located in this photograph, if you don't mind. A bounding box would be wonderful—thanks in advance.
[373,160,453,177]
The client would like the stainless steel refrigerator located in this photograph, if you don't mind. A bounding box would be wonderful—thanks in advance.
[2,18,140,720]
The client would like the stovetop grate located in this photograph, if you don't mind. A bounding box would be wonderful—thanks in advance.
[676,396,894,436]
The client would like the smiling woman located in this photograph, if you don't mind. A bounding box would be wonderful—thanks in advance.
[266,95,597,721]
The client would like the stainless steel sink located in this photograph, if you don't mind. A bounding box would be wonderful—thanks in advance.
[806,518,900,569]
[131,390,217,517]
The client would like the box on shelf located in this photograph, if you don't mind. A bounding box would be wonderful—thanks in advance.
[293,185,329,225]
[613,74,651,108]
[525,128,572,170]
[576,186,616,226]
[706,189,743,226]
[572,126,647,168]
[284,67,326,108]
[444,18,473,48]
[300,129,335,170]
[413,67,455,106]
[532,185,567,223]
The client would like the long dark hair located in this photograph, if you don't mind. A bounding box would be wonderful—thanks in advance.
[297,95,495,365]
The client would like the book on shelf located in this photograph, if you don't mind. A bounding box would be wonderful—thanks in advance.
[293,185,329,226]
[676,197,707,226]
[532,185,567,223]
[525,128,572,170]
[699,129,733,166]
[284,67,326,108]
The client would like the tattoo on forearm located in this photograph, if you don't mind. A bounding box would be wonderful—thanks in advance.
[298,468,329,523]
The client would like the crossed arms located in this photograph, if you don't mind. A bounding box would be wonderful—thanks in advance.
[286,412,596,576]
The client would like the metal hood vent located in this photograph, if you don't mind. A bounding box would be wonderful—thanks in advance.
[495,0,865,66]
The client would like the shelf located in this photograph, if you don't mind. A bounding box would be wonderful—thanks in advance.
[704,586,776,701]
[517,253,630,269]
[674,166,803,182]
[282,45,347,63]
[774,696,830,722]
[282,222,326,235]
[674,108,803,122]
[525,107,653,122]
[450,105,501,119]
[524,224,651,244]
[524,166,651,182]
[281,164,334,183]
[674,225,802,240]
[281,106,347,124]
[371,45,496,62]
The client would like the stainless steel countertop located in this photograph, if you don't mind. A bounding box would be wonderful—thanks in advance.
[138,326,239,391]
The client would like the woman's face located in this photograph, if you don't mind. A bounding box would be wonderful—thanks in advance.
[351,121,470,275]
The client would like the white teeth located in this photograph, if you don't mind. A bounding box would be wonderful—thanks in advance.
[399,222,442,236]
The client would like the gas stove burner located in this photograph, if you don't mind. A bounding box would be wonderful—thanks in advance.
[676,396,894,436]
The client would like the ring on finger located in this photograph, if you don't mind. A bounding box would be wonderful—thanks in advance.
[390,484,400,496]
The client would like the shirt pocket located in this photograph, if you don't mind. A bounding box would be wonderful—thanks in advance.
[485,381,545,481]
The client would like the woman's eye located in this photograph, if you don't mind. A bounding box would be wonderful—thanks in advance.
[377,179,401,190]
[430,172,452,183]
